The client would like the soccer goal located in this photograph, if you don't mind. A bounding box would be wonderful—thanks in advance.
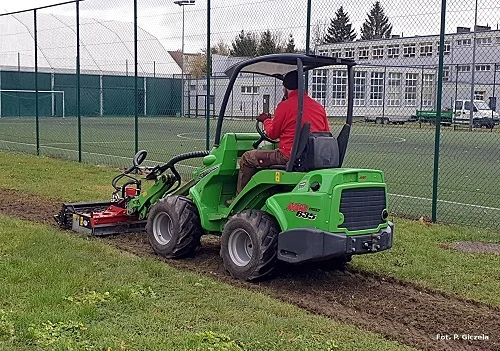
[0,89,65,117]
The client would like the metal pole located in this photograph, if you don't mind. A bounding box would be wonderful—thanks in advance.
[305,0,312,92]
[206,0,211,150]
[76,0,81,161]
[431,0,447,223]
[153,60,156,78]
[382,66,386,120]
[134,0,139,153]
[34,9,40,156]
[492,64,497,118]
[18,52,21,118]
[420,66,424,111]
[469,0,478,131]
[181,5,185,117]
[251,73,255,118]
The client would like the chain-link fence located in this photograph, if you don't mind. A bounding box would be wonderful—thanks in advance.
[0,0,499,229]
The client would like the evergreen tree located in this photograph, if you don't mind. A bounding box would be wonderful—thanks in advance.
[258,30,281,56]
[324,6,356,43]
[231,30,258,57]
[285,34,296,53]
[360,1,392,40]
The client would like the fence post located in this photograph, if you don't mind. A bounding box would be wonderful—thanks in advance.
[305,0,312,92]
[134,0,139,154]
[205,0,211,151]
[76,0,82,162]
[34,9,40,156]
[431,0,448,223]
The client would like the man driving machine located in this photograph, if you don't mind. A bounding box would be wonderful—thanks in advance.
[235,70,331,195]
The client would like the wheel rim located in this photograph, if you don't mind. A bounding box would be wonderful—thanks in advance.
[227,229,253,267]
[152,211,173,245]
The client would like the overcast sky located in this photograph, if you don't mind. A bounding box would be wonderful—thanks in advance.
[3,0,500,53]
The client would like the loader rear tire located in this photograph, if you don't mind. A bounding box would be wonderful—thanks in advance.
[146,196,202,258]
[221,210,279,281]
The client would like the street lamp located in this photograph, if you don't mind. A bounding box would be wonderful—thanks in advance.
[174,0,195,118]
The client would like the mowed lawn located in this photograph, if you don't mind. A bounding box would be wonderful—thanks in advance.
[0,150,499,308]
[1,116,499,229]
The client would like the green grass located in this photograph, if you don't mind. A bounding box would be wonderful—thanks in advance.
[0,215,414,351]
[1,116,499,229]
[0,150,499,307]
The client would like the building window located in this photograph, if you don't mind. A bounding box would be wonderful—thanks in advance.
[477,37,492,45]
[422,74,434,108]
[189,84,196,91]
[437,42,451,55]
[318,49,329,57]
[457,65,471,72]
[474,91,485,100]
[443,66,450,82]
[344,48,355,58]
[358,47,369,60]
[372,46,384,59]
[331,49,342,58]
[456,38,471,46]
[405,73,418,106]
[241,86,259,94]
[387,45,400,58]
[370,72,384,106]
[420,42,433,57]
[496,64,500,71]
[312,69,327,106]
[332,70,347,106]
[403,44,416,58]
[387,72,402,106]
[475,65,491,72]
[354,71,366,106]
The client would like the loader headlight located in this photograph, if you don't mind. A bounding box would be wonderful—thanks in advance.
[381,209,388,220]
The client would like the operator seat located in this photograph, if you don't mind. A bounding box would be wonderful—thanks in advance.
[269,122,340,172]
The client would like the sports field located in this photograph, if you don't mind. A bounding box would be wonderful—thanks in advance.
[0,116,498,229]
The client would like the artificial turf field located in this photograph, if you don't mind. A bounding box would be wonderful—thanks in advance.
[0,116,498,229]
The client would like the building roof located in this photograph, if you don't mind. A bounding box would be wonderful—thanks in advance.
[0,12,181,76]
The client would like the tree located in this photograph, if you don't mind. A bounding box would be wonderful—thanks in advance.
[360,1,392,40]
[285,33,296,53]
[188,53,208,78]
[231,30,258,57]
[211,40,230,55]
[258,29,282,56]
[312,20,328,46]
[324,6,356,43]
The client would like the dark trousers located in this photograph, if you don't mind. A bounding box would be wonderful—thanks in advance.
[236,149,289,194]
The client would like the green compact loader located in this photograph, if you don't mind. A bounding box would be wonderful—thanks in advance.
[56,54,393,281]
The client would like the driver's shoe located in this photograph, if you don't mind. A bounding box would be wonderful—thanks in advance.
[225,198,234,207]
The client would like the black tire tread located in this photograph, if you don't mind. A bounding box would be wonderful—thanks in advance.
[146,196,202,258]
[221,209,279,281]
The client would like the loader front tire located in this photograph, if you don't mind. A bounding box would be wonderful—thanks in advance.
[221,210,279,281]
[146,196,202,258]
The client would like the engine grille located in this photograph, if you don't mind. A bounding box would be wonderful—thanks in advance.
[339,187,387,231]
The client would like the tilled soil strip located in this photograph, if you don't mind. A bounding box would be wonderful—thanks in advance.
[0,188,498,351]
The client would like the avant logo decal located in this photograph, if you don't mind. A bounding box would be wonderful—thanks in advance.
[285,203,317,220]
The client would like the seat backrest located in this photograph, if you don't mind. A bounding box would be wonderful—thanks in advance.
[292,124,340,172]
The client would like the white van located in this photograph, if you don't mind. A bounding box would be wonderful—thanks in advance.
[453,100,498,128]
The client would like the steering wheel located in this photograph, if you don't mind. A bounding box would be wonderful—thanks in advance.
[255,120,279,144]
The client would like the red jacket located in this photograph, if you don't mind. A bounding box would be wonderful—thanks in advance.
[263,90,330,158]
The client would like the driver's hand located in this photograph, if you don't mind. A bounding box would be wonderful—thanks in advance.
[257,113,271,123]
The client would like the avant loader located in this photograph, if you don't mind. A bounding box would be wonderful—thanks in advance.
[56,53,394,281]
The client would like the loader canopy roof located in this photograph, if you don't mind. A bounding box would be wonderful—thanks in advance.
[224,53,356,79]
